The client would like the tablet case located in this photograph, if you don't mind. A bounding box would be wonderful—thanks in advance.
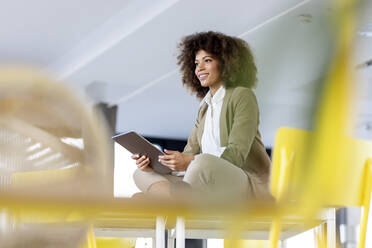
[112,131,172,174]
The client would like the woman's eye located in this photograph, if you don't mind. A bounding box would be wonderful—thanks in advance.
[205,59,212,63]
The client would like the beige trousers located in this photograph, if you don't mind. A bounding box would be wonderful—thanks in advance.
[133,154,252,199]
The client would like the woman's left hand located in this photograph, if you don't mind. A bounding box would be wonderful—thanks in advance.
[158,149,194,171]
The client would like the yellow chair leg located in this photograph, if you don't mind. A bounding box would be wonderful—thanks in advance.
[269,217,281,248]
[358,160,372,248]
[81,227,96,248]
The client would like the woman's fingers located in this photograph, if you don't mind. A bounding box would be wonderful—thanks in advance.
[131,154,152,172]
[137,157,150,167]
[135,155,147,164]
[140,158,150,167]
[162,162,175,170]
[131,154,140,160]
[140,162,153,172]
[159,159,176,166]
[158,154,176,160]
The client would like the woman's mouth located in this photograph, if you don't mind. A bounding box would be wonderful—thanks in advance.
[198,73,208,81]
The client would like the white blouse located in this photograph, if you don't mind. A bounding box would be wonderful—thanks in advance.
[201,86,226,157]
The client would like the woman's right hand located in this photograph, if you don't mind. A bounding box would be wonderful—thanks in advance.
[131,154,153,172]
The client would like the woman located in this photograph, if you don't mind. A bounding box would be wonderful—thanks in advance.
[132,31,271,200]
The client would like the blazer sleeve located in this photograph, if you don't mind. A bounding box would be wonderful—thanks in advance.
[220,88,259,168]
[183,105,203,155]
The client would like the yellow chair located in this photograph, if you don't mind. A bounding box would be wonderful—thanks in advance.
[269,127,372,248]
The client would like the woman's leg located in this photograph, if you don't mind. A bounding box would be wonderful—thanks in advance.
[183,154,251,200]
[133,169,182,197]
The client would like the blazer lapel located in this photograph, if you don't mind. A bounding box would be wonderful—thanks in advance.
[197,103,208,145]
[220,88,233,146]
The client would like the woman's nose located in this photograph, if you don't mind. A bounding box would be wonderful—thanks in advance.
[197,63,205,71]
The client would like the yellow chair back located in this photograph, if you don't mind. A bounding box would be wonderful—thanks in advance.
[271,127,372,207]
[270,127,372,248]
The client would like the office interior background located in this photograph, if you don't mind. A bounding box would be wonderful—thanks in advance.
[1,0,372,247]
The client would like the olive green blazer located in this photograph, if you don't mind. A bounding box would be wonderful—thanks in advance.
[183,87,271,186]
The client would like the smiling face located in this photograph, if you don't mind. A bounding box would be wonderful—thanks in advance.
[194,50,223,93]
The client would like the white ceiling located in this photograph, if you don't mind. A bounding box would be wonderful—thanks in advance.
[0,0,133,65]
[1,0,371,146]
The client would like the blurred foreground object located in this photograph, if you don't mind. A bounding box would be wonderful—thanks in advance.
[95,237,136,248]
[0,67,114,248]
[0,223,87,248]
[0,67,113,196]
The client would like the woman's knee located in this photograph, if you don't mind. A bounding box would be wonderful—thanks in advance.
[133,169,171,193]
[133,169,146,190]
[189,154,218,172]
[184,154,217,184]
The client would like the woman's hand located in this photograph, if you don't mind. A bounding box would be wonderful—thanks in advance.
[158,149,194,171]
[131,154,153,172]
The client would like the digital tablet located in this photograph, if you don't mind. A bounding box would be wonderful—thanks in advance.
[112,131,172,174]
